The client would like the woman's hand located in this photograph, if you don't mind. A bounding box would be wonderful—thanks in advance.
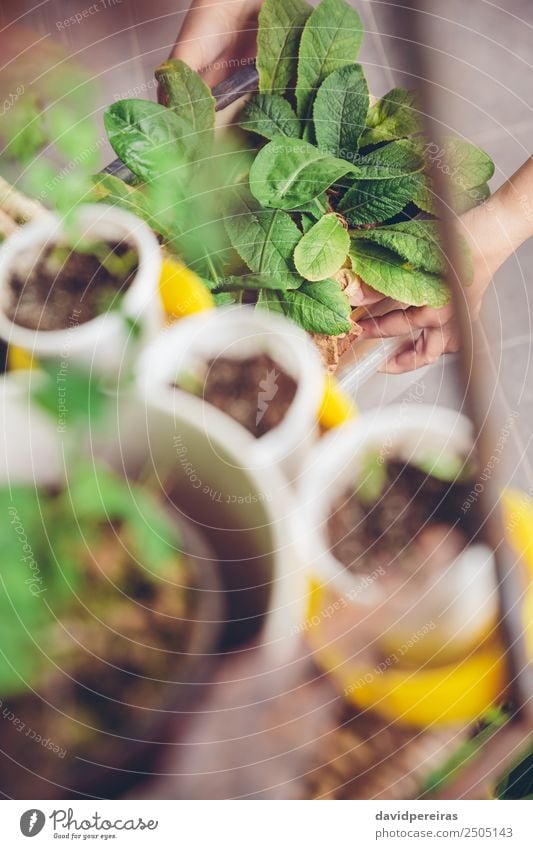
[169,0,263,86]
[357,159,533,373]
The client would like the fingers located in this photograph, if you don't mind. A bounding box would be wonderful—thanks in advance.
[358,304,454,339]
[378,325,460,374]
[169,0,261,86]
[351,280,387,306]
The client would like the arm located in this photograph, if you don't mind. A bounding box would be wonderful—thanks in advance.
[168,0,263,87]
[358,157,533,373]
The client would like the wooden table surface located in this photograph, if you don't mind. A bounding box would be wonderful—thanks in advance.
[134,637,463,800]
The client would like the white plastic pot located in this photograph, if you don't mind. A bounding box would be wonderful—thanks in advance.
[0,204,163,376]
[297,405,498,672]
[0,369,61,485]
[136,305,325,482]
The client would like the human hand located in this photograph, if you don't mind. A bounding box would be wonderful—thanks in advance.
[169,0,263,87]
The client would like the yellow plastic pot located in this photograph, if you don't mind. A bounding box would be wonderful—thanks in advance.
[305,489,533,727]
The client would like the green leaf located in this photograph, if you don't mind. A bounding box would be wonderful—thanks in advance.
[239,94,301,140]
[357,449,387,506]
[155,59,215,157]
[256,288,286,316]
[351,220,445,273]
[360,88,421,147]
[225,189,303,288]
[351,220,473,282]
[313,64,369,157]
[294,212,349,281]
[414,137,494,213]
[215,273,293,292]
[32,360,108,429]
[296,0,363,120]
[451,182,491,214]
[349,241,450,308]
[338,140,424,223]
[249,137,355,209]
[435,137,495,192]
[104,99,189,182]
[354,139,424,179]
[91,174,158,228]
[280,278,352,334]
[65,462,180,576]
[339,175,421,225]
[414,453,471,483]
[257,0,312,95]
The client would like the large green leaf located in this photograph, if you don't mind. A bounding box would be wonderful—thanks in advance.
[414,137,494,214]
[249,137,355,209]
[280,278,352,334]
[339,175,421,225]
[257,0,312,95]
[296,0,363,120]
[313,64,369,158]
[239,94,301,140]
[351,219,473,281]
[104,99,188,182]
[294,212,349,280]
[437,136,495,192]
[338,139,423,224]
[360,88,421,146]
[351,220,445,274]
[353,139,424,179]
[225,189,302,287]
[155,59,215,156]
[349,241,450,307]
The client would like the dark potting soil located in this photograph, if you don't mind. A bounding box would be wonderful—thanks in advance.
[177,353,298,438]
[328,460,480,577]
[6,240,138,330]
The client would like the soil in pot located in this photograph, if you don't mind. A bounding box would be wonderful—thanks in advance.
[5,239,138,330]
[0,466,220,798]
[327,454,481,580]
[175,353,298,438]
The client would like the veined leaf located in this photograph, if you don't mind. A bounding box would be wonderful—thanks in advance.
[294,212,349,281]
[351,219,473,282]
[239,94,301,140]
[360,88,421,146]
[339,175,421,225]
[349,241,450,307]
[249,138,355,209]
[280,278,352,334]
[225,189,302,288]
[296,0,363,120]
[257,0,312,95]
[256,288,286,315]
[155,59,215,155]
[413,178,491,215]
[314,64,369,158]
[437,136,495,192]
[354,139,424,178]
[104,99,189,182]
[351,220,445,274]
[414,137,494,213]
[337,140,424,223]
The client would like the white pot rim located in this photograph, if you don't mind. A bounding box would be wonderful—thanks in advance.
[137,304,325,467]
[297,404,475,594]
[0,203,162,355]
